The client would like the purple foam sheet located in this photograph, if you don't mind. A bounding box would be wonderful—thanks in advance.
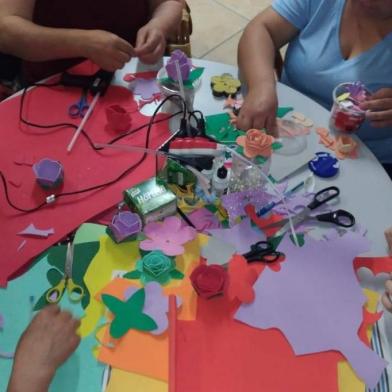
[235,230,387,388]
[124,282,181,335]
[207,218,265,254]
[221,188,271,225]
[132,79,161,100]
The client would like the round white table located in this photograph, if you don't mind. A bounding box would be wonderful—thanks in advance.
[3,57,392,390]
[117,58,392,384]
[117,57,392,257]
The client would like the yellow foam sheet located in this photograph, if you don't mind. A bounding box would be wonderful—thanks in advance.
[80,234,206,337]
[80,235,141,337]
[97,235,205,381]
[338,288,380,392]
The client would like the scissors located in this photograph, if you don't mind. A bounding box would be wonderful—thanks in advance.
[68,88,89,118]
[263,186,355,238]
[243,241,283,263]
[46,242,84,304]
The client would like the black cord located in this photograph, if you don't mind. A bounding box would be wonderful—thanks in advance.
[20,82,183,151]
[176,206,196,228]
[1,85,187,213]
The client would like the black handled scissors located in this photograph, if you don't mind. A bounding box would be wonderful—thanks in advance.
[263,186,355,238]
[243,241,283,263]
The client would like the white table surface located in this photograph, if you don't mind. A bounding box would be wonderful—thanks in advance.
[118,57,392,257]
[6,57,392,388]
[119,59,392,382]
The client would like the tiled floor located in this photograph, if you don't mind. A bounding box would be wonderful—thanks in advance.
[188,0,272,66]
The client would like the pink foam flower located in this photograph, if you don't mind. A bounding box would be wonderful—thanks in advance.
[140,216,197,256]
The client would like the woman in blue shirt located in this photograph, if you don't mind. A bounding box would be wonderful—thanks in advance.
[237,0,392,173]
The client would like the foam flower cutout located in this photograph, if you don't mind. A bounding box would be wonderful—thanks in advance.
[124,250,184,285]
[105,104,131,132]
[166,50,192,81]
[190,264,228,299]
[227,255,259,304]
[124,282,181,335]
[236,129,275,159]
[107,211,142,243]
[32,158,63,189]
[211,73,241,97]
[101,288,157,339]
[187,208,221,233]
[140,216,196,256]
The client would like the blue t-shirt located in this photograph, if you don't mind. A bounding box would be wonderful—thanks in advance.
[272,0,392,163]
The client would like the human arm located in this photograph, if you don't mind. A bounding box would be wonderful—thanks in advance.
[236,6,298,134]
[0,0,134,71]
[7,305,80,392]
[360,88,392,128]
[135,0,183,64]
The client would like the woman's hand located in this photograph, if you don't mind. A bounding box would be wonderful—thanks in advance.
[134,21,166,64]
[236,85,278,136]
[7,305,80,392]
[83,30,134,71]
[361,88,392,128]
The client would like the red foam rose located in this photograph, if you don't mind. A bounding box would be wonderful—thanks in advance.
[190,264,228,299]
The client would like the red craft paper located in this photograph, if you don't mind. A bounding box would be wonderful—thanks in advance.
[245,204,284,238]
[354,257,392,275]
[358,308,383,346]
[0,62,170,286]
[176,295,342,392]
[226,254,259,304]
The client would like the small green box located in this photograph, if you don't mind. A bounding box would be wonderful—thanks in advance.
[123,177,177,224]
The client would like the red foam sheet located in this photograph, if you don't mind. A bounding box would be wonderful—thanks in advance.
[0,69,170,286]
[354,256,392,275]
[176,295,341,392]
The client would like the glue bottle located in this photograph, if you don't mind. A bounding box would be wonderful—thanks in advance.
[201,159,214,181]
[212,166,229,197]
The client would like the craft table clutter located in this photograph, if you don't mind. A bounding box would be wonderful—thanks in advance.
[1,52,392,392]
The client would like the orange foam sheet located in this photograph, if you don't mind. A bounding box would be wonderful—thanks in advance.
[98,277,197,382]
[175,296,341,392]
[0,74,170,286]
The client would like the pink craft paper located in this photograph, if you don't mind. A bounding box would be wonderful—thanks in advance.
[140,216,197,256]
[207,217,265,254]
[0,61,171,286]
[186,208,220,233]
[235,231,387,388]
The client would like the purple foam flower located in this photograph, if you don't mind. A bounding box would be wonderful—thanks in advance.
[108,211,142,243]
[165,50,192,81]
[32,158,63,189]
[140,216,196,256]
